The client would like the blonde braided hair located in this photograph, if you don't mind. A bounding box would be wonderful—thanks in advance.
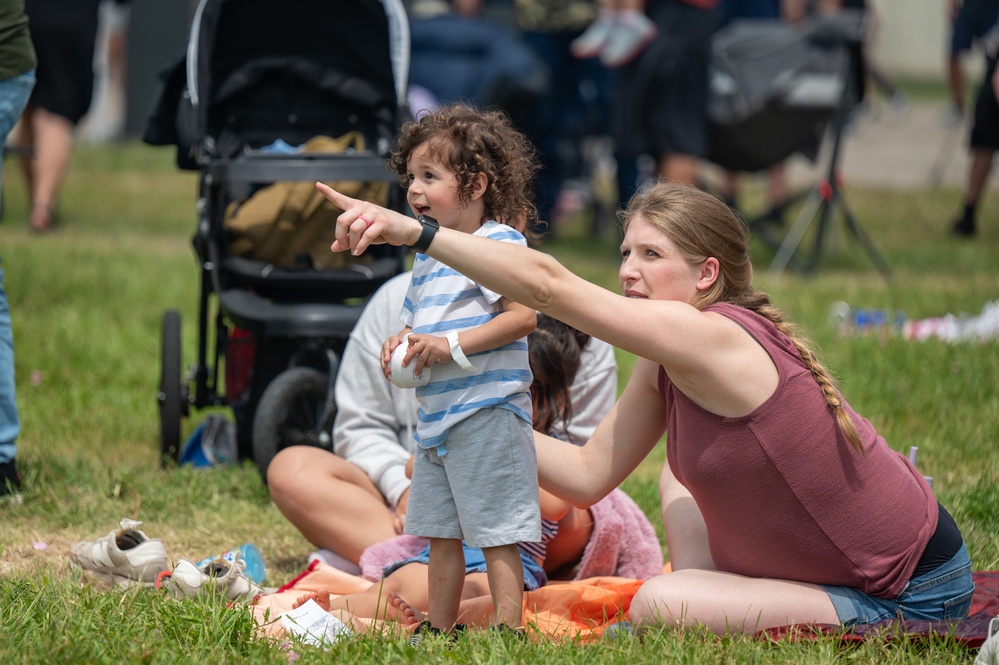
[622,182,864,454]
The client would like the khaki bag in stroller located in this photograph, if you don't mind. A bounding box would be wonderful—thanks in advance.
[224,132,390,269]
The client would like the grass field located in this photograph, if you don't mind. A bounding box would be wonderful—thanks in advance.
[0,135,996,663]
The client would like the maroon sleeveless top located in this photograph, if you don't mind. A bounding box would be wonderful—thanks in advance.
[661,303,936,598]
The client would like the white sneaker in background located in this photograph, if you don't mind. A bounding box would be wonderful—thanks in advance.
[159,557,262,602]
[976,616,999,665]
[69,518,170,587]
[600,12,658,68]
[570,14,616,59]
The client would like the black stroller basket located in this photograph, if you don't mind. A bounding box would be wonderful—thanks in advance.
[147,0,411,477]
[707,11,863,173]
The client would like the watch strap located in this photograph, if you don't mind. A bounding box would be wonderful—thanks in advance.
[412,214,439,253]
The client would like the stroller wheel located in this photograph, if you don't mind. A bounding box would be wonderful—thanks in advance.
[159,310,186,466]
[252,367,336,480]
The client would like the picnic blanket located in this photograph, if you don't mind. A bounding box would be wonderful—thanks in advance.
[251,559,652,641]
[251,566,998,645]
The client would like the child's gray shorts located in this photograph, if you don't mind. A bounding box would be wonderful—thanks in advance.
[405,407,541,548]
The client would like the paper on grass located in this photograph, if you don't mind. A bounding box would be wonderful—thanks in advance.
[280,599,351,648]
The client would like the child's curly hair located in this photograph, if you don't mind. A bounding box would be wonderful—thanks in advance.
[389,103,540,232]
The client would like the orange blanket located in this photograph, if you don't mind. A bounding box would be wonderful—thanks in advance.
[252,560,669,641]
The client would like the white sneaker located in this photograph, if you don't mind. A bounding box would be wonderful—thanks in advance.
[158,557,262,602]
[570,15,616,59]
[600,13,658,68]
[69,518,170,587]
[976,616,999,665]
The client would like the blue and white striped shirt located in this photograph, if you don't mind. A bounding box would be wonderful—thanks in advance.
[401,221,533,450]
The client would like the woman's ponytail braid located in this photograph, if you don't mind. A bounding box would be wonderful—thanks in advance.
[745,295,864,454]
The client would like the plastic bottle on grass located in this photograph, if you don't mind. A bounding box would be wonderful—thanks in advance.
[195,543,267,584]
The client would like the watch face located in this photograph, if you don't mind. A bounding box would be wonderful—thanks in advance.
[418,214,439,228]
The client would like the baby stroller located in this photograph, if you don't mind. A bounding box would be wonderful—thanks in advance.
[706,10,888,277]
[707,10,888,277]
[143,0,411,477]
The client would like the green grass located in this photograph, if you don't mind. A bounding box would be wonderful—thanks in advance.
[0,136,996,663]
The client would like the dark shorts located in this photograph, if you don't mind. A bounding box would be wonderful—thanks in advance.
[26,13,99,124]
[970,57,999,150]
[951,4,999,55]
[824,543,975,626]
[614,0,719,159]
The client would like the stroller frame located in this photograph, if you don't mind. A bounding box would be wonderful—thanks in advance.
[153,0,412,476]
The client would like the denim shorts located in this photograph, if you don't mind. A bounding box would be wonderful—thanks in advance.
[824,543,975,626]
[382,542,548,591]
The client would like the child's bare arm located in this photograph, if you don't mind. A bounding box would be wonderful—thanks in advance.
[539,486,571,522]
[404,299,536,374]
[448,298,536,356]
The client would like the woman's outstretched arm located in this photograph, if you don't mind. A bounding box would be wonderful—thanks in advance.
[534,357,668,508]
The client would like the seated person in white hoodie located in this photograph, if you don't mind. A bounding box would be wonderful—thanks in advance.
[267,270,625,577]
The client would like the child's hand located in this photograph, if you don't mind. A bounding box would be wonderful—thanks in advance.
[381,334,407,381]
[316,183,421,256]
[403,334,452,376]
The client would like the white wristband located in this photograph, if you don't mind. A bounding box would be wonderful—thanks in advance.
[445,331,476,371]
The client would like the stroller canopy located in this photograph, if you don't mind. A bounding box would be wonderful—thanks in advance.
[146,0,410,166]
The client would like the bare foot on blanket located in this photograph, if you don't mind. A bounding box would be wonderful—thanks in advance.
[387,592,424,627]
[292,589,332,611]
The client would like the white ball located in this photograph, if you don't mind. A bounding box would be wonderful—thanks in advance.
[389,336,431,389]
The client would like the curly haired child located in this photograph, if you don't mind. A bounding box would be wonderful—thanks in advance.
[318,102,543,634]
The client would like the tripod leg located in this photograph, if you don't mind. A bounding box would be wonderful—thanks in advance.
[804,184,836,275]
[768,188,822,278]
[838,192,891,278]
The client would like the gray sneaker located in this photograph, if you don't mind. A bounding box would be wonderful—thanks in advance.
[69,518,170,587]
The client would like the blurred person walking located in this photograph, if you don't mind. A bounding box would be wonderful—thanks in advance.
[18,0,128,232]
[949,38,999,237]
[612,0,721,186]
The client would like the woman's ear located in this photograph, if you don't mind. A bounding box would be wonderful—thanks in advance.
[469,171,488,200]
[696,256,720,291]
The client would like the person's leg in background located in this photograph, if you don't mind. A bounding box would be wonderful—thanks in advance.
[618,0,717,187]
[946,0,999,125]
[17,2,102,233]
[947,2,976,124]
[952,54,998,237]
[0,260,22,494]
[521,19,616,234]
[0,67,36,495]
[18,105,73,232]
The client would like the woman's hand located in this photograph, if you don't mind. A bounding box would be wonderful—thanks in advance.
[316,182,420,255]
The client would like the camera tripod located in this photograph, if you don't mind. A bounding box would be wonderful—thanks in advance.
[757,57,892,280]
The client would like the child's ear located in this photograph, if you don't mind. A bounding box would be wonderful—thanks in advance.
[470,172,488,200]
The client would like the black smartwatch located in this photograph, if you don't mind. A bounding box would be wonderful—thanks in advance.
[411,214,439,254]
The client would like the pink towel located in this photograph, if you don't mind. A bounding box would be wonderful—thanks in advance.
[360,488,663,582]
